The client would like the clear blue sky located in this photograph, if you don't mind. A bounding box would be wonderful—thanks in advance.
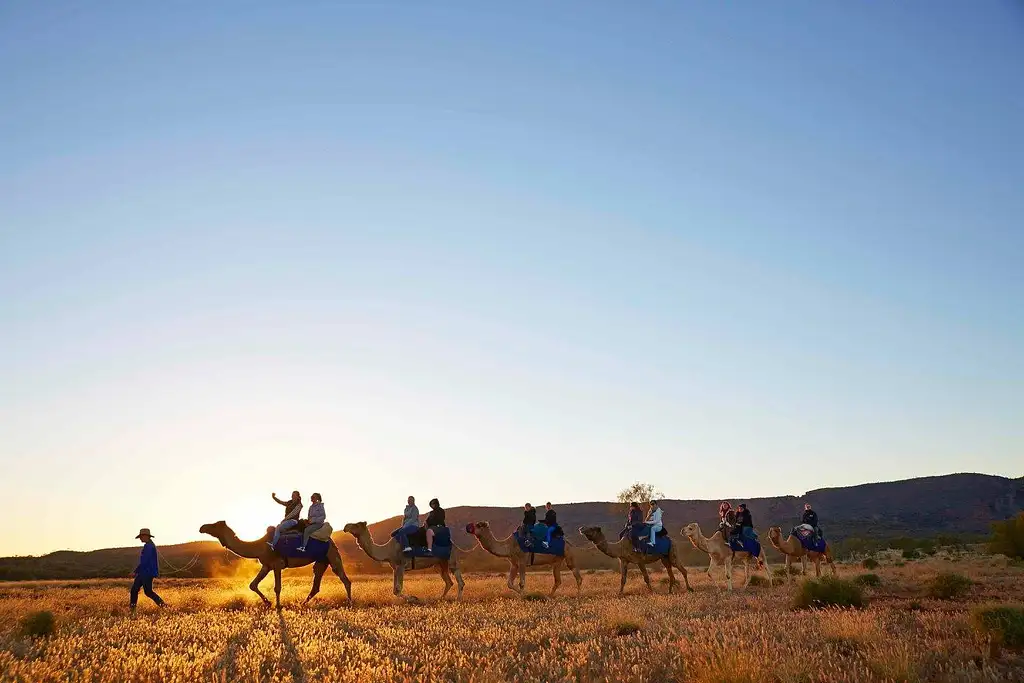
[1,2,1021,555]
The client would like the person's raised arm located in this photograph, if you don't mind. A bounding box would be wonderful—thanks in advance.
[272,492,286,506]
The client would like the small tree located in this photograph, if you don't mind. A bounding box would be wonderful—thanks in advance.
[616,482,664,506]
[989,512,1024,560]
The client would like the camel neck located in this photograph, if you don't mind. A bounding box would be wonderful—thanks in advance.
[479,531,513,558]
[355,531,393,561]
[219,532,265,560]
[594,536,618,558]
[693,530,711,554]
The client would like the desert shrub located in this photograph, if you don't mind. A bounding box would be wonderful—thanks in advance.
[747,575,770,587]
[19,610,56,638]
[607,618,642,636]
[902,549,921,560]
[793,576,866,610]
[927,572,973,600]
[990,513,1024,560]
[854,573,881,587]
[220,595,248,611]
[522,592,547,602]
[894,561,906,567]
[972,605,1024,651]
[862,557,880,570]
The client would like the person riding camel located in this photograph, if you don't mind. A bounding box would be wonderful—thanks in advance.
[801,502,821,540]
[735,503,754,542]
[424,498,445,554]
[620,501,643,540]
[392,496,420,552]
[718,501,733,535]
[269,491,303,548]
[645,500,663,547]
[521,503,537,546]
[541,502,557,549]
[297,492,326,553]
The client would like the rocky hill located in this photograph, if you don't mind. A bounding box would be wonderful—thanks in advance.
[2,472,1020,580]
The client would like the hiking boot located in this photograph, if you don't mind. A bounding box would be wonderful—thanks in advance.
[403,547,412,552]
[424,548,432,554]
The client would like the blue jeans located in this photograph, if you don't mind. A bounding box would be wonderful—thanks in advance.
[271,519,298,545]
[130,575,163,608]
[392,524,419,548]
[544,526,555,544]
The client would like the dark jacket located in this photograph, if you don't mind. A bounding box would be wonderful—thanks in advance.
[801,509,818,527]
[628,508,643,525]
[136,541,159,578]
[543,509,557,526]
[523,508,537,527]
[426,507,446,527]
[737,508,753,529]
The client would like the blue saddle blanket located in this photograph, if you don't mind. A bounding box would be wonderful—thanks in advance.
[272,535,330,561]
[794,526,827,553]
[514,531,565,556]
[728,536,761,556]
[632,535,672,555]
[402,526,453,559]
[403,545,452,559]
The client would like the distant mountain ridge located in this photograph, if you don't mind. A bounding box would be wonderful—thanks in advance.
[2,472,1020,580]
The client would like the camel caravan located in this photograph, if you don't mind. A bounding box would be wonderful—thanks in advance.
[196,491,835,608]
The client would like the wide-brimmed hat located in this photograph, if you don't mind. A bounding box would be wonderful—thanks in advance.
[135,528,154,539]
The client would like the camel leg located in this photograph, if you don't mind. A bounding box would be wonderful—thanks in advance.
[249,564,272,606]
[761,551,772,587]
[785,555,793,584]
[453,563,465,599]
[437,562,453,599]
[618,561,628,595]
[328,553,353,605]
[725,556,733,591]
[518,563,527,593]
[305,561,327,603]
[393,565,405,597]
[637,561,654,593]
[707,557,720,588]
[505,564,520,593]
[826,551,837,577]
[661,558,677,594]
[742,559,751,588]
[566,555,583,594]
[671,557,693,592]
[273,567,283,611]
[814,557,822,578]
[801,556,808,576]
[551,561,562,597]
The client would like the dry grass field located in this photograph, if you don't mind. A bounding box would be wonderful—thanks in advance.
[1,556,1022,682]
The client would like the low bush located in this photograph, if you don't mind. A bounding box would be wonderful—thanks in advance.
[747,575,770,587]
[927,572,973,600]
[853,573,881,587]
[793,576,866,610]
[607,618,642,636]
[19,610,56,638]
[972,605,1024,654]
[522,592,547,602]
[902,549,922,560]
[862,557,880,570]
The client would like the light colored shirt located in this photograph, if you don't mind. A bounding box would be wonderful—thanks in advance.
[646,507,663,527]
[402,504,420,528]
[307,502,326,524]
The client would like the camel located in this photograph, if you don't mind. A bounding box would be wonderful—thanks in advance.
[199,521,352,609]
[578,526,693,595]
[342,522,465,601]
[766,526,836,581]
[682,522,772,591]
[467,521,582,596]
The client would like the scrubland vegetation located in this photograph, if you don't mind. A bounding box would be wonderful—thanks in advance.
[1,556,1023,681]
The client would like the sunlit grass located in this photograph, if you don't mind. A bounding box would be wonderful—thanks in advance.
[0,558,1022,681]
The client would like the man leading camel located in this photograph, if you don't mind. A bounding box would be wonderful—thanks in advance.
[130,528,166,611]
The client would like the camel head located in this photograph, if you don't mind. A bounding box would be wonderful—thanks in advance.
[342,522,368,537]
[682,522,706,548]
[579,526,605,544]
[767,526,783,545]
[199,520,232,540]
[465,521,489,537]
